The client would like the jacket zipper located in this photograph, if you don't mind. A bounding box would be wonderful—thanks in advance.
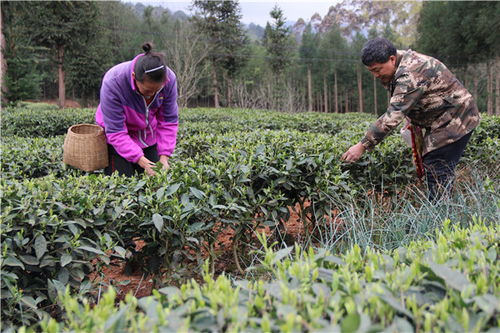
[139,90,160,146]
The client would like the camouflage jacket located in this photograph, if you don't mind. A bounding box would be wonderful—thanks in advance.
[361,49,480,156]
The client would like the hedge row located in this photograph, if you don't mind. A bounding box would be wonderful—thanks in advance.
[1,103,95,137]
[2,104,499,329]
[2,104,499,182]
[3,103,499,139]
[0,129,356,327]
[21,219,500,332]
[3,125,498,327]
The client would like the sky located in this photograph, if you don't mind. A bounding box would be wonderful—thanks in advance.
[129,1,338,26]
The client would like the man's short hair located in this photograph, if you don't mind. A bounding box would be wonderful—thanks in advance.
[361,37,397,66]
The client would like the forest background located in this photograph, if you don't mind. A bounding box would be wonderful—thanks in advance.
[1,0,499,115]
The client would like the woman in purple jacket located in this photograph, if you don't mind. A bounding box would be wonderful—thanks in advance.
[96,42,178,176]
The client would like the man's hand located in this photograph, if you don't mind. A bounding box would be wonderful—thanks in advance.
[138,156,156,176]
[341,142,366,163]
[159,155,170,170]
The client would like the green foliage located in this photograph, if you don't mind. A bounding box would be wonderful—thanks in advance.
[1,105,499,329]
[264,5,294,76]
[191,0,250,84]
[25,2,99,51]
[27,220,500,332]
[416,1,500,66]
[0,103,94,137]
[1,2,45,102]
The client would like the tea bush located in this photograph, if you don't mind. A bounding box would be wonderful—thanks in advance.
[1,103,95,137]
[24,219,500,332]
[1,104,499,329]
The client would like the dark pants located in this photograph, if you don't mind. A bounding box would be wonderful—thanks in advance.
[423,131,472,202]
[104,144,159,177]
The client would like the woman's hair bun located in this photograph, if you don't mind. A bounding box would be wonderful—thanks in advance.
[142,42,153,54]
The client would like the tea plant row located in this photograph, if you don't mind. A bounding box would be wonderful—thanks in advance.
[22,220,500,332]
[1,103,499,329]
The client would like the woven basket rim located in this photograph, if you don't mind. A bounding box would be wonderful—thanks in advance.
[68,124,104,137]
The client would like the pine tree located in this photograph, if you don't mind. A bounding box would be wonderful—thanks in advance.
[192,0,249,107]
[1,2,44,103]
[265,5,293,76]
[299,24,319,111]
[23,1,99,107]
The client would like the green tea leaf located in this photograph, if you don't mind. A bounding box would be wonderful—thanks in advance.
[187,222,206,234]
[78,246,106,255]
[190,187,206,199]
[428,262,472,293]
[21,296,38,309]
[165,183,181,196]
[271,246,293,265]
[158,286,181,298]
[472,294,499,315]
[34,235,47,259]
[3,256,25,269]
[156,187,166,200]
[20,255,39,266]
[378,293,414,320]
[153,214,164,233]
[114,246,126,258]
[60,254,72,267]
[341,313,360,332]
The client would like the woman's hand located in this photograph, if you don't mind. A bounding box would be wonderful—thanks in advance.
[159,155,170,170]
[138,156,156,176]
[341,142,366,163]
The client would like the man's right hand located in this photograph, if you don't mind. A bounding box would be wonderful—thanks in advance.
[341,142,366,163]
[137,156,156,176]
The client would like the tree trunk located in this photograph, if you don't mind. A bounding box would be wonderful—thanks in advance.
[211,65,219,108]
[57,45,66,108]
[267,80,272,110]
[307,65,312,112]
[343,91,346,113]
[472,70,479,103]
[226,75,232,108]
[0,8,7,103]
[334,70,339,113]
[357,65,363,113]
[496,56,500,115]
[346,90,349,113]
[373,76,377,115]
[328,82,332,113]
[323,75,328,113]
[487,60,493,115]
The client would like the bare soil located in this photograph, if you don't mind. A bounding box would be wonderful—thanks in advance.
[87,201,344,301]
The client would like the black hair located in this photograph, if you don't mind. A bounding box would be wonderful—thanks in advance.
[134,42,167,83]
[361,37,397,66]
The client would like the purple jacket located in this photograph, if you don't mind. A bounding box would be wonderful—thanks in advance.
[96,54,179,163]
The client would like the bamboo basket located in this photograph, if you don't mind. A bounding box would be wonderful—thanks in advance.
[63,124,108,172]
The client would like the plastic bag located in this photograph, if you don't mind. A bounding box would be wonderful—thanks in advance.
[400,121,412,147]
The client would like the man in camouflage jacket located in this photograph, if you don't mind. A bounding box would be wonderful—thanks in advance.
[342,37,480,202]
